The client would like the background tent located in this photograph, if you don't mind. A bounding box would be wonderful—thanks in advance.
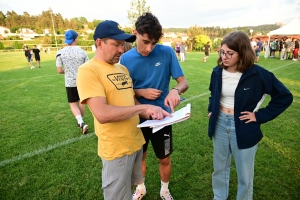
[266,17,300,58]
[268,17,300,36]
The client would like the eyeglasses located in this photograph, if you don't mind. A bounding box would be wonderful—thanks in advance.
[219,50,237,59]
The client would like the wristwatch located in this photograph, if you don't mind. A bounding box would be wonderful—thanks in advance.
[171,87,180,95]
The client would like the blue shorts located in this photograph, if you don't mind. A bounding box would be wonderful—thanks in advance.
[255,51,260,57]
[26,57,32,62]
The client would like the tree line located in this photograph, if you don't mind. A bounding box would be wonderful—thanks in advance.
[0,9,280,37]
[0,10,102,34]
[0,4,281,52]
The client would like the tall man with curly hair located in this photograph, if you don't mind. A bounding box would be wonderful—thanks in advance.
[120,12,188,200]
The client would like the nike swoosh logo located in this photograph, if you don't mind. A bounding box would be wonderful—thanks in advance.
[244,88,250,90]
[164,134,170,137]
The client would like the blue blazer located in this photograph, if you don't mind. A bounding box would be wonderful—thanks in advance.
[208,64,293,149]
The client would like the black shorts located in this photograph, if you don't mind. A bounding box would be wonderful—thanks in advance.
[205,51,209,56]
[66,87,80,103]
[35,56,40,61]
[141,125,173,159]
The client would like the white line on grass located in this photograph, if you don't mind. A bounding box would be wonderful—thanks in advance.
[0,133,94,167]
[1,62,294,167]
[269,62,296,72]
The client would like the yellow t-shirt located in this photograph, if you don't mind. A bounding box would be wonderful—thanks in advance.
[77,58,145,160]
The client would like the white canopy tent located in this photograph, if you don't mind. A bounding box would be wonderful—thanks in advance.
[268,17,300,36]
[265,17,300,58]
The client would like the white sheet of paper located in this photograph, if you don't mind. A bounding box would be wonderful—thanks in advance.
[137,103,191,133]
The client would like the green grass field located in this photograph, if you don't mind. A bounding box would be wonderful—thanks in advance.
[0,50,299,200]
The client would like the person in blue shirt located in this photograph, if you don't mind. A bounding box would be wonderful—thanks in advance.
[120,12,188,200]
[255,37,263,63]
[208,31,293,200]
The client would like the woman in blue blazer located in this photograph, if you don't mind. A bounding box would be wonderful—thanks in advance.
[208,31,293,200]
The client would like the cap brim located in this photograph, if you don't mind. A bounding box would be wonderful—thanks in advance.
[110,33,136,43]
[65,39,73,45]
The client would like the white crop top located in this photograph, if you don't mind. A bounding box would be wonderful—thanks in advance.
[220,69,242,109]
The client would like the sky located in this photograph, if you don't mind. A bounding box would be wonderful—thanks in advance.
[1,0,299,28]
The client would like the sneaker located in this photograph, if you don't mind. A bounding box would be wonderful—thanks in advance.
[80,123,88,134]
[160,189,174,200]
[132,187,146,200]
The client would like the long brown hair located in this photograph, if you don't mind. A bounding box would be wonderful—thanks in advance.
[217,31,255,73]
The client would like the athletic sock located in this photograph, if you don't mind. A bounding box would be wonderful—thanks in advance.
[137,178,146,191]
[76,115,84,125]
[160,180,169,192]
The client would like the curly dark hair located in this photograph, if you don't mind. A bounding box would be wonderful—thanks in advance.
[135,12,162,41]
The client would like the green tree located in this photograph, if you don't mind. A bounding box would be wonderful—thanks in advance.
[41,37,52,44]
[13,41,22,49]
[187,25,204,51]
[92,19,102,27]
[127,0,151,27]
[194,35,210,51]
[122,26,134,34]
[0,11,6,26]
[0,41,4,50]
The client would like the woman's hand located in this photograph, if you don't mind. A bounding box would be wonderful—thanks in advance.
[239,111,257,123]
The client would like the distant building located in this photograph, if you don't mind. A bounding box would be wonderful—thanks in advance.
[161,38,173,47]
[0,26,11,35]
[19,28,38,40]
[43,28,50,35]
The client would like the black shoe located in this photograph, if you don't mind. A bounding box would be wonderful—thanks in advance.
[80,123,88,134]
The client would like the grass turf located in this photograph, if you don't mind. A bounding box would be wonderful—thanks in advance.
[0,50,299,199]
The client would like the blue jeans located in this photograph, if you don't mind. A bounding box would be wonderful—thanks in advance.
[212,110,257,200]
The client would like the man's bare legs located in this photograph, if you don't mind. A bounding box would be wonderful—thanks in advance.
[69,101,88,134]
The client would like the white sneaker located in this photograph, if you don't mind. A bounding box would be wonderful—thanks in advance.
[132,187,146,200]
[160,189,174,200]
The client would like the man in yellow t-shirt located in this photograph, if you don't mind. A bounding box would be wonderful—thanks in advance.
[76,20,171,200]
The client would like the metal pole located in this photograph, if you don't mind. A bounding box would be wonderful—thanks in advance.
[49,8,58,51]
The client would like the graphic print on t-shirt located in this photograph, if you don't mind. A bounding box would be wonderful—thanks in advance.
[107,73,133,90]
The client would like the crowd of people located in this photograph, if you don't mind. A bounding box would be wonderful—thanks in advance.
[256,37,299,61]
[22,13,294,200]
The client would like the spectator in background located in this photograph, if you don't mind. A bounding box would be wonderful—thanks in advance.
[280,38,287,60]
[293,39,299,61]
[180,42,185,62]
[184,43,188,61]
[123,42,133,53]
[286,38,294,59]
[270,39,278,58]
[32,45,41,68]
[24,46,34,69]
[203,41,211,62]
[250,38,257,51]
[278,38,283,58]
[56,30,89,134]
[175,42,180,59]
[255,38,262,63]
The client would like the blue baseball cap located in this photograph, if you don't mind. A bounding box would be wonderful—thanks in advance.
[65,30,78,45]
[93,20,136,42]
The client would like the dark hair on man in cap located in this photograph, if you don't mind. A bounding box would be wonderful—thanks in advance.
[135,12,162,42]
